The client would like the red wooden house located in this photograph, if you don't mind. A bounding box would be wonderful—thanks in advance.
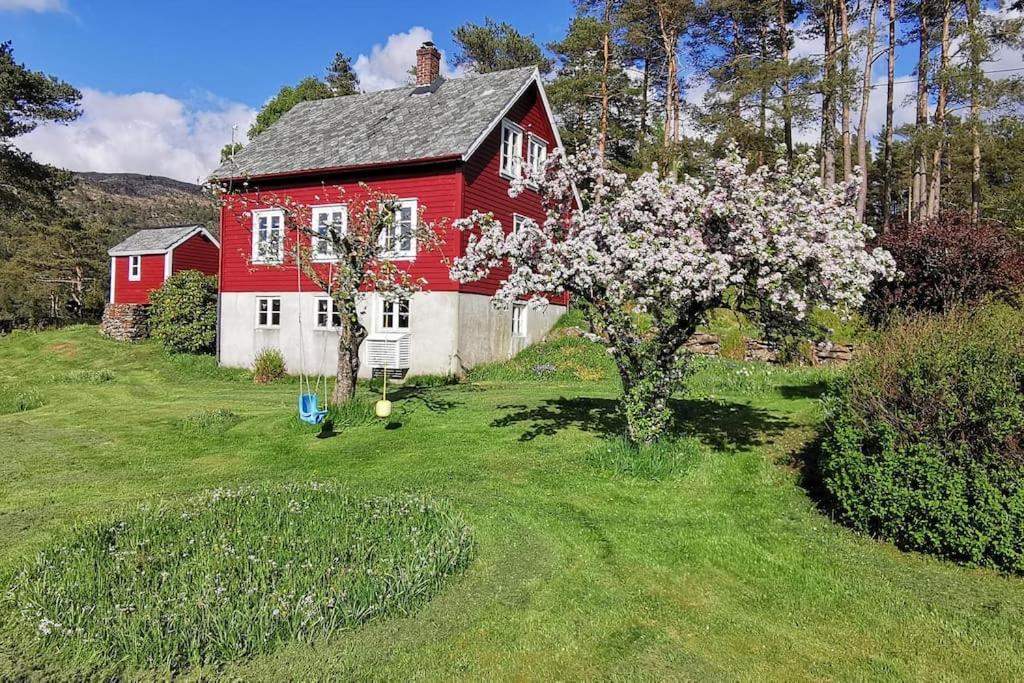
[209,42,567,378]
[107,224,220,304]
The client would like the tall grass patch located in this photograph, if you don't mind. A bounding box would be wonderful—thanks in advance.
[586,436,704,480]
[176,409,241,435]
[469,337,616,383]
[0,386,45,415]
[3,485,473,673]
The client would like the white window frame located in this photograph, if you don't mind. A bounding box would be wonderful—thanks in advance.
[527,133,547,178]
[380,297,410,331]
[311,204,346,261]
[512,213,529,235]
[128,255,141,281]
[380,199,417,260]
[252,209,285,264]
[256,296,282,328]
[500,119,524,179]
[314,296,341,330]
[511,302,527,338]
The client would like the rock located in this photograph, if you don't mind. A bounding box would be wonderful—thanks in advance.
[744,338,779,363]
[100,303,150,342]
[683,332,720,356]
[813,341,857,365]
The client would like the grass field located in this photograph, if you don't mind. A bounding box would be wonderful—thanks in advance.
[1,325,1022,680]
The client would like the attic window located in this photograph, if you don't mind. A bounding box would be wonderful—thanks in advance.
[527,134,547,178]
[500,120,524,179]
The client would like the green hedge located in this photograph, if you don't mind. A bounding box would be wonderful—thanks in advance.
[148,271,218,354]
[819,303,1024,573]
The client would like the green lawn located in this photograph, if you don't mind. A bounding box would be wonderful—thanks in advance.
[1,326,1022,680]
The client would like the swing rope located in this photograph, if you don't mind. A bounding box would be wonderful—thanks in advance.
[295,235,335,407]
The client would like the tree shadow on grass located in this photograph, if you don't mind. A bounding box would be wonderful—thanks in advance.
[371,385,463,414]
[777,381,830,400]
[493,396,793,450]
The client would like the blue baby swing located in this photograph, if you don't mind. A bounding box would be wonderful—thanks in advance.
[296,251,331,425]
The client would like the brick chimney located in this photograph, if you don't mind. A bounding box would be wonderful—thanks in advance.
[415,41,441,86]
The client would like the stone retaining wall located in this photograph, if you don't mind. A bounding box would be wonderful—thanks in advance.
[100,303,150,342]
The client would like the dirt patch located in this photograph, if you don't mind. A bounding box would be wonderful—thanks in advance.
[48,342,79,358]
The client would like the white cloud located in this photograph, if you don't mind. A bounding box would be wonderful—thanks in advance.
[0,0,66,11]
[353,26,459,92]
[14,88,255,183]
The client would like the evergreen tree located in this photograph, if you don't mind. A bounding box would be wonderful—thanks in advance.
[452,18,554,75]
[325,52,360,95]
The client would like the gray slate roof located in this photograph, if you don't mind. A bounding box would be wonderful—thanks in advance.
[210,67,538,180]
[108,225,206,255]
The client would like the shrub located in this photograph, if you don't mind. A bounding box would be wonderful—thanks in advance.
[866,212,1024,324]
[252,348,286,383]
[148,271,218,354]
[819,303,1024,572]
[2,485,473,672]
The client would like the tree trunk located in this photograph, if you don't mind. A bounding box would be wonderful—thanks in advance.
[856,0,879,221]
[882,0,896,232]
[967,0,982,222]
[758,21,769,166]
[778,0,794,161]
[332,303,367,404]
[821,0,837,185]
[927,0,951,218]
[658,9,680,148]
[639,55,650,148]
[912,8,929,221]
[839,0,853,182]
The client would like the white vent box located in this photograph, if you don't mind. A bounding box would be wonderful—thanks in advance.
[365,333,410,370]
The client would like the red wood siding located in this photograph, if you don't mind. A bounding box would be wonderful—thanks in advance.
[171,233,219,276]
[113,254,165,304]
[460,83,568,304]
[219,164,462,294]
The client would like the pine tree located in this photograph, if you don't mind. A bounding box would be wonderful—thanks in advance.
[452,18,554,75]
[326,52,360,95]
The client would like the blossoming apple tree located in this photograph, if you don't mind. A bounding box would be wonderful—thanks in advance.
[217,185,443,404]
[450,148,896,444]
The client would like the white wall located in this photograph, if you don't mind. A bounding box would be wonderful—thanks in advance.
[218,291,565,379]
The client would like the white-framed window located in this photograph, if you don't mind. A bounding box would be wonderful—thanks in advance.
[500,119,524,178]
[380,199,416,259]
[314,297,342,330]
[256,296,281,328]
[381,297,410,330]
[512,213,529,234]
[252,209,285,264]
[511,302,527,337]
[311,204,346,261]
[128,255,141,281]
[527,134,547,177]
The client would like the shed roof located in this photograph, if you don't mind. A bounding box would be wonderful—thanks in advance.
[210,67,542,181]
[108,225,215,256]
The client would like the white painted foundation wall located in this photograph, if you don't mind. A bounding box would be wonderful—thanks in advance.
[218,291,565,379]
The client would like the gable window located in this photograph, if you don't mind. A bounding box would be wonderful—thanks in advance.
[527,134,547,178]
[252,209,284,264]
[381,199,416,259]
[128,255,141,281]
[512,303,527,337]
[256,297,281,328]
[312,205,346,260]
[512,214,529,234]
[381,297,410,330]
[500,120,524,178]
[314,297,342,330]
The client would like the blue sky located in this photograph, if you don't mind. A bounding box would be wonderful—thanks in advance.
[4,0,575,107]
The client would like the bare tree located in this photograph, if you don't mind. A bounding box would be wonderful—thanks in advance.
[856,0,881,220]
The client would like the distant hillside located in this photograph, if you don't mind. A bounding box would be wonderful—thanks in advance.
[63,172,219,245]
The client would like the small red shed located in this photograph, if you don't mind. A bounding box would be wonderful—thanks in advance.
[107,224,219,304]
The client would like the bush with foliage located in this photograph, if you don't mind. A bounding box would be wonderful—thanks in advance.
[866,212,1024,324]
[252,347,286,383]
[147,271,218,354]
[819,303,1024,572]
